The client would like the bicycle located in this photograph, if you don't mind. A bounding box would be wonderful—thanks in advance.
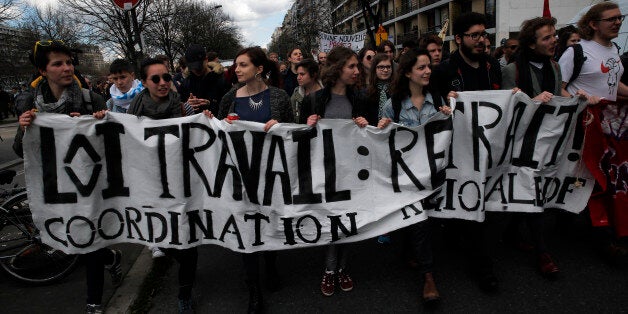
[0,169,79,284]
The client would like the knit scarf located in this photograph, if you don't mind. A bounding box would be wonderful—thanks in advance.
[33,78,83,114]
[377,81,390,119]
[515,47,556,97]
[109,79,143,111]
[127,89,182,120]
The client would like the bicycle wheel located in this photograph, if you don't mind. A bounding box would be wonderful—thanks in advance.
[0,192,79,285]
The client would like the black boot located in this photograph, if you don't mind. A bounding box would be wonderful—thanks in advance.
[247,282,263,314]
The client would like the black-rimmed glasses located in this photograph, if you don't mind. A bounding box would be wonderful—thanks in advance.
[462,31,489,41]
[597,15,626,23]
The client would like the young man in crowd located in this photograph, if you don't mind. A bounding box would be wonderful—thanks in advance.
[431,12,502,293]
[418,34,444,65]
[179,44,228,113]
[106,59,143,113]
[499,37,519,67]
[501,16,563,279]
[559,1,628,264]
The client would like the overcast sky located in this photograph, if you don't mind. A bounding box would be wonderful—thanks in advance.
[26,0,292,48]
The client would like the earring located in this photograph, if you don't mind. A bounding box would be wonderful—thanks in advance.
[255,72,261,81]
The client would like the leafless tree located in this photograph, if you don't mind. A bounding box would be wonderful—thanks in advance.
[61,0,151,66]
[0,0,18,24]
[170,0,242,59]
[22,4,84,47]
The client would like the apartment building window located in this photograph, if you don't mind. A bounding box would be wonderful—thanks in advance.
[460,0,472,13]
[485,0,496,28]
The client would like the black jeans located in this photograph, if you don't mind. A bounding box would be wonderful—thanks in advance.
[401,219,434,274]
[162,247,198,300]
[84,248,115,305]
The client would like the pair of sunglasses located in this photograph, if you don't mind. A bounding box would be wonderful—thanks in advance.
[149,73,172,84]
[33,40,65,60]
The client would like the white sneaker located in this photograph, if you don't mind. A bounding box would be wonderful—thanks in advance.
[151,247,165,259]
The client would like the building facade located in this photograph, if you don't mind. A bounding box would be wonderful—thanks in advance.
[329,0,591,51]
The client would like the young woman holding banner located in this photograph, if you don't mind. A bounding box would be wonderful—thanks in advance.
[215,46,294,313]
[299,46,370,297]
[377,49,452,306]
[14,40,120,314]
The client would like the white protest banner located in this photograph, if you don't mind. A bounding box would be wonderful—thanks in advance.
[319,30,367,52]
[22,113,450,254]
[22,91,594,254]
[430,91,594,221]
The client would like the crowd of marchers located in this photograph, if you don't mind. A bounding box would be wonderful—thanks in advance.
[12,2,628,314]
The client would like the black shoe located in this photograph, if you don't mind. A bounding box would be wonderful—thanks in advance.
[105,249,123,287]
[478,271,499,293]
[247,283,263,314]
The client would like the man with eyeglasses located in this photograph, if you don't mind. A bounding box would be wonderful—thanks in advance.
[559,2,628,265]
[559,2,628,102]
[431,12,502,294]
[179,44,228,114]
[432,12,501,98]
[499,38,519,68]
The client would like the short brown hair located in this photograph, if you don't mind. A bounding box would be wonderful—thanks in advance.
[578,2,620,40]
[418,34,443,50]
[518,17,557,48]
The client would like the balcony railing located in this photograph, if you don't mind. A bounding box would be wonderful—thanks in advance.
[418,0,440,7]
[396,30,419,43]
[395,1,418,17]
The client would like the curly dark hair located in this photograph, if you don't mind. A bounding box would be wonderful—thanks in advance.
[295,58,320,81]
[320,46,358,88]
[518,17,557,48]
[556,25,579,59]
[453,12,487,36]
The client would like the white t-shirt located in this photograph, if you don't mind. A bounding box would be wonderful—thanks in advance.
[559,39,623,101]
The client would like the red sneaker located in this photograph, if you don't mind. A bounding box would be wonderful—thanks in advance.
[320,271,335,296]
[538,253,559,279]
[337,269,354,292]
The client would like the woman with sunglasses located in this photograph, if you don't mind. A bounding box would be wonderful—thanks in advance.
[357,47,376,88]
[378,49,452,307]
[14,40,119,314]
[125,58,198,313]
[216,46,293,313]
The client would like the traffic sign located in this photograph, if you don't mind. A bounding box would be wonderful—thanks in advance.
[111,0,141,11]
[375,25,388,46]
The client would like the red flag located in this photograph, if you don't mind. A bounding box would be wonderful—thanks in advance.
[543,0,551,18]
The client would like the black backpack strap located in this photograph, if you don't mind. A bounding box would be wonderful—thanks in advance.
[567,44,585,88]
[309,92,317,117]
[431,91,442,110]
[392,97,402,123]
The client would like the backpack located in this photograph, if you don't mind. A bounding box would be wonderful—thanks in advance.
[392,93,442,123]
[566,42,621,88]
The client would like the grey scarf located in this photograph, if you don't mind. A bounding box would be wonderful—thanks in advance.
[34,79,83,114]
[127,89,182,119]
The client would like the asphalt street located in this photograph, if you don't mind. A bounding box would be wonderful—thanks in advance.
[149,214,628,313]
